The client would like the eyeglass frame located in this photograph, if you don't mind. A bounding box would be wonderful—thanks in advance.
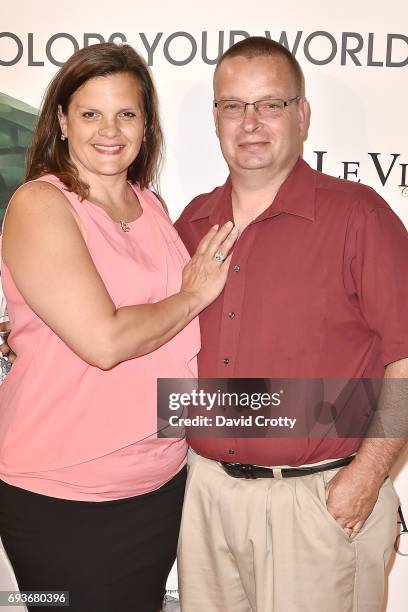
[213,96,300,117]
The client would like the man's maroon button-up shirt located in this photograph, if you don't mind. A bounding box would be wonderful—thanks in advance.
[175,159,408,466]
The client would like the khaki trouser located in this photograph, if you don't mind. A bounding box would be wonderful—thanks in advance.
[178,452,399,612]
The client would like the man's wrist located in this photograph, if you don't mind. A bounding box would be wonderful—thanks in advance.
[351,453,389,486]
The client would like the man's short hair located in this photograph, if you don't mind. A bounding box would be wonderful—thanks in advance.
[215,36,304,96]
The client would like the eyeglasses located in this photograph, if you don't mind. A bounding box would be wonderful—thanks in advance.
[214,96,300,118]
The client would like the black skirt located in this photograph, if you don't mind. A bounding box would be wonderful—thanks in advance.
[0,468,186,612]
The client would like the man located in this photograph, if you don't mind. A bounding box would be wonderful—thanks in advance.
[175,37,408,612]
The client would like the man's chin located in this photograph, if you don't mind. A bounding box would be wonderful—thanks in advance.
[235,159,274,172]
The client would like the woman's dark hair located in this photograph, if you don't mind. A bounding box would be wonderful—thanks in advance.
[26,43,163,198]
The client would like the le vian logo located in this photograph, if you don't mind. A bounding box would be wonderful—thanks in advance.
[313,152,408,194]
[395,506,408,557]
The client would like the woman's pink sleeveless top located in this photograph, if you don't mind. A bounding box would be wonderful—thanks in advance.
[0,175,200,500]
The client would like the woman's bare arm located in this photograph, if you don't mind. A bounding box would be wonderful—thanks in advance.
[2,181,237,369]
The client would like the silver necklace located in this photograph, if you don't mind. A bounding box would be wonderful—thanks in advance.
[119,220,131,232]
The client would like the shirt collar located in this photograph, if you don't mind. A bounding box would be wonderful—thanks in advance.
[190,157,317,225]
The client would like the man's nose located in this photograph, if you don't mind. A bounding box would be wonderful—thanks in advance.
[241,104,261,131]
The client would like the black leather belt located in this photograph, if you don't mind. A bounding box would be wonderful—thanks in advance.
[220,455,354,479]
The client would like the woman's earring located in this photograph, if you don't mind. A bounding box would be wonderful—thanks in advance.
[61,133,66,141]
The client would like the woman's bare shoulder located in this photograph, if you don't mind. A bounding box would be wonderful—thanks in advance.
[8,179,68,210]
[4,180,80,235]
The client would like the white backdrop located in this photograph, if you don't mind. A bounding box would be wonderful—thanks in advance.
[0,1,407,609]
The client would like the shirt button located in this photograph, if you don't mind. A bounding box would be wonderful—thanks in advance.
[228,449,235,455]
[223,357,230,365]
[228,311,236,319]
[234,264,240,272]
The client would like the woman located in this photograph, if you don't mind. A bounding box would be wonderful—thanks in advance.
[0,43,237,611]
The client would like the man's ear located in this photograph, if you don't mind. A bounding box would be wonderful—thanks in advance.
[58,104,68,139]
[297,97,311,141]
[213,104,220,139]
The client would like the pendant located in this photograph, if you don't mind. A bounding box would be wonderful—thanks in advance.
[120,220,131,232]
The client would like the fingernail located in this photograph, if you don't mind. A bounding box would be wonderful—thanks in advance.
[213,224,219,230]
[225,221,233,228]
